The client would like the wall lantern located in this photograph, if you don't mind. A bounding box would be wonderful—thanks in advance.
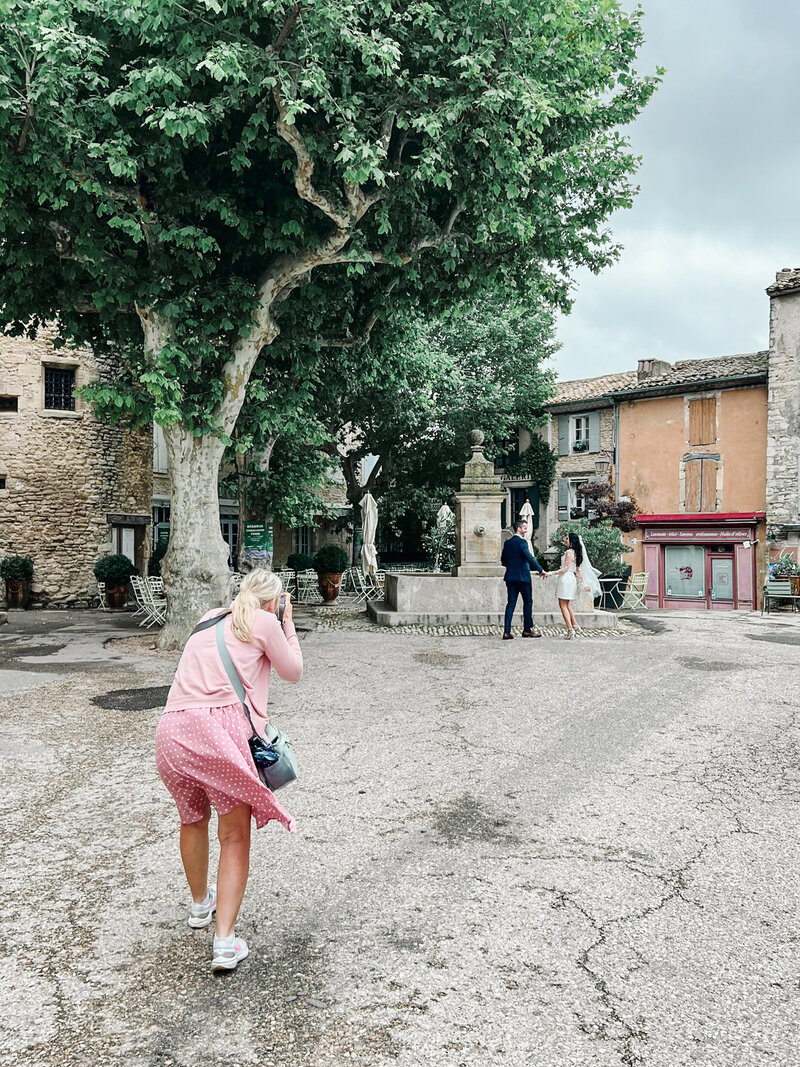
[594,455,612,478]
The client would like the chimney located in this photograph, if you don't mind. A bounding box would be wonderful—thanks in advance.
[637,358,672,381]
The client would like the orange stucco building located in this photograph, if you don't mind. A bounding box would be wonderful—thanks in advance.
[609,354,768,610]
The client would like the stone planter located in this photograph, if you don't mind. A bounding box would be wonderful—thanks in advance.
[317,572,342,604]
[105,583,129,610]
[5,579,31,609]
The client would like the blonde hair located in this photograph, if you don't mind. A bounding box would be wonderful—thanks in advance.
[231,568,283,643]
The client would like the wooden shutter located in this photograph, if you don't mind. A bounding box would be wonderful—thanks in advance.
[588,411,601,452]
[557,416,568,456]
[557,478,569,516]
[700,458,718,512]
[684,459,702,512]
[689,397,716,445]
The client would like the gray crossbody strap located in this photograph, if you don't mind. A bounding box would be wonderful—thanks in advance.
[213,617,278,743]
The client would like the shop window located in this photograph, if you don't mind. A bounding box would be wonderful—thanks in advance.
[684,455,718,512]
[44,366,76,410]
[664,545,706,599]
[689,396,716,446]
[0,395,18,412]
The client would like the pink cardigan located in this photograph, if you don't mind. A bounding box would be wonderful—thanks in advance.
[164,608,303,739]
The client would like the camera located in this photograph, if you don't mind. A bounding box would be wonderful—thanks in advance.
[278,594,287,627]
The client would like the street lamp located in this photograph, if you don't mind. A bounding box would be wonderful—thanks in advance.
[594,455,611,479]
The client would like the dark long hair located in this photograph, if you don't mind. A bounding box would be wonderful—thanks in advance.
[568,532,583,567]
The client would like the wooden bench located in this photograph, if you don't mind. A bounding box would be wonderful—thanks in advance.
[762,579,800,614]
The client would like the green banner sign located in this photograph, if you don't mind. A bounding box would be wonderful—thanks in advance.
[243,520,273,564]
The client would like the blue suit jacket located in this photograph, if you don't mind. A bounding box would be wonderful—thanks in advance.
[501,535,544,582]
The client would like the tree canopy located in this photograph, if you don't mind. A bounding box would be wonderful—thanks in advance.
[0,0,660,642]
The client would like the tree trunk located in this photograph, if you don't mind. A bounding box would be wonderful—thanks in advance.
[158,428,230,649]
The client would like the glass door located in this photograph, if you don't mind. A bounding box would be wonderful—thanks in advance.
[710,555,734,602]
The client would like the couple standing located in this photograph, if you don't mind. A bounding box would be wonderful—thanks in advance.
[500,518,600,640]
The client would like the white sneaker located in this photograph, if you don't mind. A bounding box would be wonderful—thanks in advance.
[188,885,216,929]
[211,934,249,972]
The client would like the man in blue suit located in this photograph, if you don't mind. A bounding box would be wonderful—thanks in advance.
[500,517,547,639]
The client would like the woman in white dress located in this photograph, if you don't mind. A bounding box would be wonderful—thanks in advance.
[554,532,591,639]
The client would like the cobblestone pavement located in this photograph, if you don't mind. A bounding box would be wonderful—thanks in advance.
[1,608,799,1067]
[307,604,645,639]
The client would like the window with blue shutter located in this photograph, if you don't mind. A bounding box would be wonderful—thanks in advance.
[558,417,569,456]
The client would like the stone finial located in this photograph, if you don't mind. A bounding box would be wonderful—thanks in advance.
[468,429,485,451]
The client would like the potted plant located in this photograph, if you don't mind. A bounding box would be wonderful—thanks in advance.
[94,553,139,610]
[313,544,349,604]
[773,555,800,595]
[0,555,34,609]
[572,439,589,453]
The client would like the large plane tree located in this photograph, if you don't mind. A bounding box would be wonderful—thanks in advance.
[0,0,659,645]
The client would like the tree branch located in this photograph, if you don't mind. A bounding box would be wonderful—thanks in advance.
[273,87,351,229]
[306,278,399,348]
[270,3,302,57]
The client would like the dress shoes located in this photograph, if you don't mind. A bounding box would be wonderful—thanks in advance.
[502,632,514,640]
[522,630,542,638]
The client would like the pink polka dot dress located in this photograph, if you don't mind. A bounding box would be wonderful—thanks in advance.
[155,609,302,832]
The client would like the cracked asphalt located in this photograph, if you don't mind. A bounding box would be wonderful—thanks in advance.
[1,608,799,1067]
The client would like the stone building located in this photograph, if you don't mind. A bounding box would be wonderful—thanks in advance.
[765,268,800,557]
[0,329,152,606]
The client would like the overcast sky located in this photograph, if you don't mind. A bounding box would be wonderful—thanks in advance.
[553,0,800,382]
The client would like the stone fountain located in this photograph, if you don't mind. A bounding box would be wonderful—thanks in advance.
[368,430,616,629]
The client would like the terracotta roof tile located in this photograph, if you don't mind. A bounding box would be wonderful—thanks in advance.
[550,370,638,404]
[609,351,768,394]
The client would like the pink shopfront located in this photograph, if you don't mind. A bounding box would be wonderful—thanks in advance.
[639,513,765,611]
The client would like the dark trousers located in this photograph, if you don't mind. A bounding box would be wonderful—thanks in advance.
[504,579,533,633]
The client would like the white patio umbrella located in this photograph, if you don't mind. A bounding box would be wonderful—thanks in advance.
[519,498,535,552]
[360,491,379,576]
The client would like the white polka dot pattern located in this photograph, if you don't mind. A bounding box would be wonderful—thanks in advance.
[154,704,296,832]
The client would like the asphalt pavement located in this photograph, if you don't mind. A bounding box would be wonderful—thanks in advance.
[1,607,798,1067]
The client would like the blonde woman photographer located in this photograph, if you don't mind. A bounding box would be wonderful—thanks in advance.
[155,568,303,972]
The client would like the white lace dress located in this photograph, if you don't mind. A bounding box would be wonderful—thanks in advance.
[556,551,579,601]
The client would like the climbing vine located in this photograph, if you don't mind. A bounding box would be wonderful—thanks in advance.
[505,434,558,503]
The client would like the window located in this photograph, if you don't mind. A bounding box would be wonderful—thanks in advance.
[558,412,600,456]
[684,455,719,512]
[664,545,706,599]
[0,477,6,490]
[220,513,239,567]
[293,526,313,557]
[111,526,136,562]
[494,439,520,470]
[153,424,169,473]
[558,478,594,519]
[44,366,76,410]
[0,396,18,412]
[152,503,171,548]
[571,415,590,452]
[689,396,716,446]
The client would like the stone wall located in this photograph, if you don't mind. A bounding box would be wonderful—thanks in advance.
[766,270,800,539]
[0,328,152,606]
